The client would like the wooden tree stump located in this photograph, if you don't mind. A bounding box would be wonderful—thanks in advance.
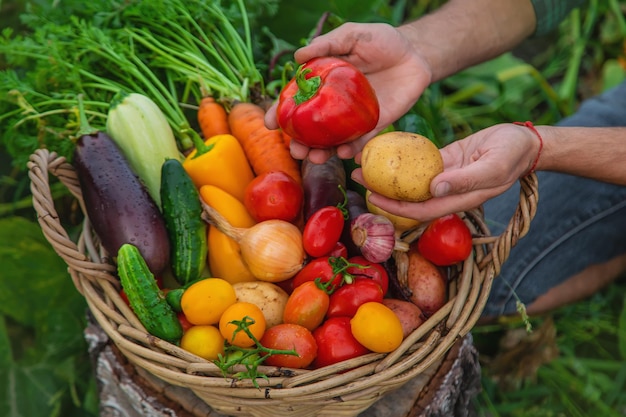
[85,313,481,417]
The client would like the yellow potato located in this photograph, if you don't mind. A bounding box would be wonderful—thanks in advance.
[365,190,421,232]
[361,132,443,202]
[232,281,289,328]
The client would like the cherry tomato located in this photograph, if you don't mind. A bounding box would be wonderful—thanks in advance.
[417,213,473,266]
[179,325,225,361]
[177,312,194,332]
[219,302,266,348]
[351,302,404,353]
[302,206,345,257]
[244,171,303,223]
[326,278,384,318]
[181,278,237,325]
[292,256,346,290]
[283,280,330,331]
[119,288,130,306]
[274,277,295,295]
[312,317,370,368]
[345,256,389,296]
[260,323,317,368]
[327,241,348,258]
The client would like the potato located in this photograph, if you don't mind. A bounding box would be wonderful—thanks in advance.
[232,281,289,328]
[382,298,425,338]
[361,132,443,202]
[406,244,447,317]
[365,190,421,232]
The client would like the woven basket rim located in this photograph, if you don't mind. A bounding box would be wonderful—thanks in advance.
[27,148,539,416]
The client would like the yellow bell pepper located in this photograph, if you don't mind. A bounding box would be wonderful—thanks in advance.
[199,185,256,284]
[184,134,254,202]
[208,229,255,284]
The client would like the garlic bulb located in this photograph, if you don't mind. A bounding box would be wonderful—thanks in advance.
[351,213,397,263]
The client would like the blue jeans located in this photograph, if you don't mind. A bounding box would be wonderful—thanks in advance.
[482,80,626,317]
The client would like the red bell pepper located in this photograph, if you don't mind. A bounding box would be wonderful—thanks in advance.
[277,57,380,148]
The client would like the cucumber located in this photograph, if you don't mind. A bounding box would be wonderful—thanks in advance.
[160,158,208,285]
[106,91,183,208]
[117,243,183,343]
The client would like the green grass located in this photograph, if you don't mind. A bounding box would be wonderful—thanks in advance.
[474,277,626,416]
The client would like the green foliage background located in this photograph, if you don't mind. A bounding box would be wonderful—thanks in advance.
[1,1,625,416]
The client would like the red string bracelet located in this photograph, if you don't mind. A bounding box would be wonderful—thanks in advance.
[513,121,543,175]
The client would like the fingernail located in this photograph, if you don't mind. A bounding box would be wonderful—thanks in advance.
[434,181,450,197]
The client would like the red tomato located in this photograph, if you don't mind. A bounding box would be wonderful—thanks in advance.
[283,280,330,331]
[119,288,130,306]
[313,317,370,368]
[260,323,318,368]
[292,256,345,290]
[244,171,303,223]
[326,278,384,318]
[274,277,295,295]
[327,241,348,258]
[302,206,345,257]
[177,312,194,332]
[417,214,473,266]
[345,256,389,296]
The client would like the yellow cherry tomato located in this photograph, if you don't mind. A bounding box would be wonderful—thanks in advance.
[219,302,266,348]
[180,325,225,361]
[350,302,404,353]
[181,278,237,325]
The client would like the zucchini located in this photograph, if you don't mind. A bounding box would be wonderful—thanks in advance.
[160,158,208,285]
[117,243,183,343]
[106,91,183,207]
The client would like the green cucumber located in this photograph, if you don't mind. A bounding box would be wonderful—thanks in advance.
[160,158,208,285]
[117,243,183,343]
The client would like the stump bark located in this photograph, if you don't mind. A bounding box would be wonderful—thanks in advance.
[86,313,481,417]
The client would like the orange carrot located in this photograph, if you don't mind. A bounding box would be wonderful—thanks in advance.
[228,102,302,184]
[197,96,230,139]
[280,130,293,150]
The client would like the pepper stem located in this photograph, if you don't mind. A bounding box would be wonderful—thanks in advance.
[292,65,321,105]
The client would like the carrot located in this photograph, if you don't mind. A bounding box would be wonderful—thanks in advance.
[197,96,230,139]
[280,130,293,150]
[228,102,302,184]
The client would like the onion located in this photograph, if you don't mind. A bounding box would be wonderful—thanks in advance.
[201,201,305,282]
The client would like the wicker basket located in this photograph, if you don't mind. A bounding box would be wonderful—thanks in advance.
[28,148,539,417]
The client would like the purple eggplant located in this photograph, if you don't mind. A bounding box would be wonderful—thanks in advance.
[73,96,170,275]
[302,155,346,221]
[340,190,369,257]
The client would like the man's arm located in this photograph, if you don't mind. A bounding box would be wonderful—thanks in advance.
[398,0,537,83]
[537,126,626,185]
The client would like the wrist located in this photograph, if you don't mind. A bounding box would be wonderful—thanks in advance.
[513,121,544,176]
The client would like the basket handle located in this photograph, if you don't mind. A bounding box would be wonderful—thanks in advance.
[27,148,118,291]
[479,173,539,276]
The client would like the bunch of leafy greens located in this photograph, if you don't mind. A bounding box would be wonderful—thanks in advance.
[0,0,279,170]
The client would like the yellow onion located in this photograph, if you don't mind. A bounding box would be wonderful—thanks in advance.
[201,201,305,282]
